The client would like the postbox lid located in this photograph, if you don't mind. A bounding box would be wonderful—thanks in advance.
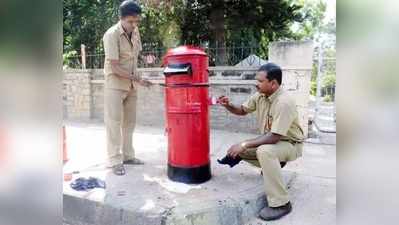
[164,45,207,57]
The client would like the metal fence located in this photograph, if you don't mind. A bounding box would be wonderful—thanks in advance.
[310,46,336,134]
[63,45,266,69]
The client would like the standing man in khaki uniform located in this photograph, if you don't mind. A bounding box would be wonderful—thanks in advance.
[217,63,305,220]
[103,0,152,176]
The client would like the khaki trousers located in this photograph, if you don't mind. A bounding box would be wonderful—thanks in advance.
[239,141,303,207]
[104,88,137,166]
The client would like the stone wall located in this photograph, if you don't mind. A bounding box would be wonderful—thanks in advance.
[63,41,313,135]
[63,70,92,120]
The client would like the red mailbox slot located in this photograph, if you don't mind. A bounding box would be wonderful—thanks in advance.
[163,46,211,184]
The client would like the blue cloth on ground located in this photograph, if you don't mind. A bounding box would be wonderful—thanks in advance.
[70,177,106,191]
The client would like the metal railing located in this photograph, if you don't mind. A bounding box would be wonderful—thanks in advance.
[63,45,267,69]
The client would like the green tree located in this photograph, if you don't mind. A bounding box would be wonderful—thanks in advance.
[173,0,307,65]
[63,0,119,55]
[139,0,184,50]
[63,0,181,55]
[299,1,335,98]
[291,0,327,40]
[63,0,330,67]
[322,73,335,101]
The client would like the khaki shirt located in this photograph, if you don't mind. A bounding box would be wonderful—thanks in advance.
[103,21,142,91]
[242,87,305,142]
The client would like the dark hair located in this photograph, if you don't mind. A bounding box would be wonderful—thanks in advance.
[258,63,282,85]
[119,0,142,18]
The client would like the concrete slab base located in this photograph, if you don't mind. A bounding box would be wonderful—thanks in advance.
[63,122,335,225]
[64,168,294,225]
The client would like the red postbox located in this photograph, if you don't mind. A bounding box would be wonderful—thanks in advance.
[163,46,211,184]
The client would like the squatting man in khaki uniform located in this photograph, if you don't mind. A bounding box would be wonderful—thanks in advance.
[103,0,153,176]
[217,63,305,221]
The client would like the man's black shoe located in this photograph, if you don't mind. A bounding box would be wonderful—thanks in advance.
[217,155,242,167]
[258,202,292,221]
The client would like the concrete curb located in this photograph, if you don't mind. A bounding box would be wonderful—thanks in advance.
[63,172,295,225]
[63,194,165,225]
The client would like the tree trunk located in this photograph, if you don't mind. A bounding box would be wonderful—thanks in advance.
[209,1,226,65]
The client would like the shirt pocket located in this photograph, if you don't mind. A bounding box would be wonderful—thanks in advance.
[119,38,134,59]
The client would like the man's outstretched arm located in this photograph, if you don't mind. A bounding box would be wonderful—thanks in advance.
[218,95,248,116]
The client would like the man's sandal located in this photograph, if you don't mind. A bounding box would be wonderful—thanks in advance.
[112,164,126,176]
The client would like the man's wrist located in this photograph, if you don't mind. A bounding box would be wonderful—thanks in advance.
[225,102,234,109]
[130,73,141,81]
[240,141,248,150]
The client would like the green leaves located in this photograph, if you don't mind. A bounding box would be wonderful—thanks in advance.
[63,0,328,65]
[63,0,118,54]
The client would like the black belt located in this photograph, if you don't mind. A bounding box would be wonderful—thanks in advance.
[284,139,302,145]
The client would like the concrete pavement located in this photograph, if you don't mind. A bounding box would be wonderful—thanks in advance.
[63,121,336,225]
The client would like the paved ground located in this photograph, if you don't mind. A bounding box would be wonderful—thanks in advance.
[63,121,335,225]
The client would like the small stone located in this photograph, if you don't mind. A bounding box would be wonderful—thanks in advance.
[117,191,126,196]
[63,173,73,182]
